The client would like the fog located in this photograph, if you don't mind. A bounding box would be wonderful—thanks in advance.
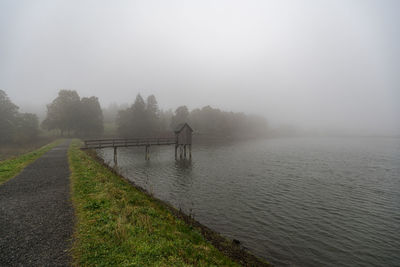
[1,0,399,136]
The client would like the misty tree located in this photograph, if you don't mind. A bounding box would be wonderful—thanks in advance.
[13,113,39,142]
[79,96,104,136]
[170,106,189,130]
[117,94,164,137]
[146,94,160,134]
[0,90,19,143]
[116,93,269,138]
[186,105,269,138]
[189,106,223,134]
[103,102,129,123]
[130,94,148,136]
[42,90,104,136]
[117,94,147,137]
[42,90,81,135]
[116,108,131,138]
[159,109,174,132]
[0,90,39,143]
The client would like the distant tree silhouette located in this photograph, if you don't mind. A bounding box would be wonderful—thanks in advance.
[42,90,80,135]
[146,95,160,134]
[117,94,165,137]
[189,106,268,138]
[103,102,128,123]
[159,109,174,132]
[171,106,189,129]
[13,113,39,142]
[117,94,146,137]
[79,96,104,136]
[0,90,19,143]
[116,93,269,138]
[0,90,39,143]
[116,108,131,138]
[42,90,103,137]
[130,94,148,136]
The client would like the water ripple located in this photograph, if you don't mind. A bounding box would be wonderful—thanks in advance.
[98,137,400,267]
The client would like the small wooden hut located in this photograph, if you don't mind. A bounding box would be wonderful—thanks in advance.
[174,123,193,159]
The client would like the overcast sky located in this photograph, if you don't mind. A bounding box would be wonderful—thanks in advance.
[0,0,399,135]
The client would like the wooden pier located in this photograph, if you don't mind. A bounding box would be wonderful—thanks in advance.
[82,123,193,163]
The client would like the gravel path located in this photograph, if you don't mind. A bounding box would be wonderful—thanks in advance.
[0,141,74,266]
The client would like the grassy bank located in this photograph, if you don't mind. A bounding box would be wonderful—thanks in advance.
[0,139,63,185]
[68,139,241,266]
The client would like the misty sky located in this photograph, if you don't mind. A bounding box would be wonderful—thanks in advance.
[0,0,399,135]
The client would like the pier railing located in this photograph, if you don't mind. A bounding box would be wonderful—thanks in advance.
[83,137,176,149]
[82,123,192,161]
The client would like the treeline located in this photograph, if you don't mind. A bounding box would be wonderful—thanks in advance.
[0,90,39,143]
[116,93,268,138]
[187,106,268,138]
[42,90,103,136]
[1,88,268,143]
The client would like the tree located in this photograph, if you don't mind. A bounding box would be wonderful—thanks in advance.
[146,95,159,116]
[146,95,160,134]
[188,105,268,138]
[130,94,148,136]
[103,102,128,123]
[117,94,147,137]
[116,108,132,138]
[159,109,174,132]
[79,97,104,136]
[117,94,166,137]
[42,90,104,137]
[0,90,40,143]
[114,93,269,139]
[0,90,19,143]
[13,113,39,143]
[170,105,189,129]
[42,90,81,135]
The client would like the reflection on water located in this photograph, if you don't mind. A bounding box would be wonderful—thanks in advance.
[97,137,400,267]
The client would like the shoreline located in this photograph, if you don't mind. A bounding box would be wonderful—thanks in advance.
[84,148,271,266]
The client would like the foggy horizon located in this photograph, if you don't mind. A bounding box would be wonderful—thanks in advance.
[1,0,399,136]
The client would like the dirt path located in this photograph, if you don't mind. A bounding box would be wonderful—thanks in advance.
[0,141,74,266]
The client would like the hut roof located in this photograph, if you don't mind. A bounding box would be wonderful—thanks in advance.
[174,123,193,133]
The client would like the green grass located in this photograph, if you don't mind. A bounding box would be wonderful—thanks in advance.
[68,139,239,266]
[0,139,63,185]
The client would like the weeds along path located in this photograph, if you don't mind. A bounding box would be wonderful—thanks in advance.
[0,140,74,266]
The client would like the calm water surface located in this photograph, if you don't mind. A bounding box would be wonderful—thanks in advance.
[97,137,400,267]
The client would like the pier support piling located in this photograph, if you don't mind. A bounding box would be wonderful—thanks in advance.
[145,145,151,160]
[113,147,118,165]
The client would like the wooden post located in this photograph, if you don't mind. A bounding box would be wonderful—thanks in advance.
[184,145,187,159]
[113,147,117,165]
[147,145,151,160]
[179,145,183,159]
[175,145,178,160]
[189,145,192,159]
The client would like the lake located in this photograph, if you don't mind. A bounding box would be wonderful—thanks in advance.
[97,137,400,266]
